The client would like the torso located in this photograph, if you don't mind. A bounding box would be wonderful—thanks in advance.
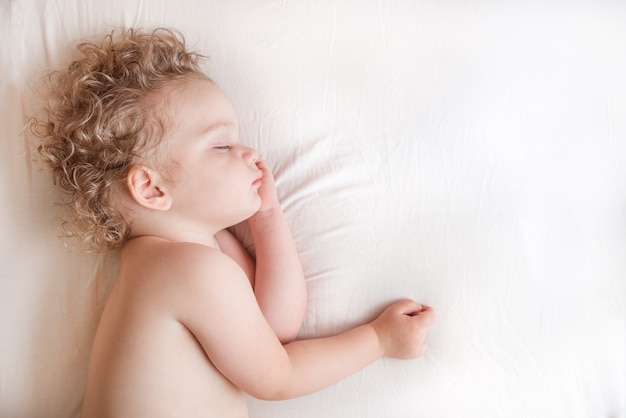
[80,237,249,418]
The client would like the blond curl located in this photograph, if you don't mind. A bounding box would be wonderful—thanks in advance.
[30,28,209,252]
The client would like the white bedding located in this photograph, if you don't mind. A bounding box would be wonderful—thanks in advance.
[2,1,625,417]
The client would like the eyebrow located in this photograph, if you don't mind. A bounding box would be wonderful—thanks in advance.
[194,121,239,147]
[197,121,233,138]
[199,120,235,137]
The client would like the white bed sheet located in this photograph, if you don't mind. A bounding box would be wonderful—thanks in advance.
[1,1,625,417]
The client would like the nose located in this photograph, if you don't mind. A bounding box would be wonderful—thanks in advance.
[242,146,259,165]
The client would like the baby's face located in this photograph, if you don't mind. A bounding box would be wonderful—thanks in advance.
[159,79,262,229]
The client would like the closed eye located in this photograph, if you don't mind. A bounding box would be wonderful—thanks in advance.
[214,145,231,151]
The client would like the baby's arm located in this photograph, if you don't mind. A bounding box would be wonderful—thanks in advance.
[245,159,307,343]
[262,300,434,399]
[179,250,435,400]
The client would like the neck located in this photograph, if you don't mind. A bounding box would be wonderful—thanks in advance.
[127,210,222,248]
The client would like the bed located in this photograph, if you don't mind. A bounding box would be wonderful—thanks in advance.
[1,1,625,417]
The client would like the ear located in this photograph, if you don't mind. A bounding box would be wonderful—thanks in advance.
[126,165,172,211]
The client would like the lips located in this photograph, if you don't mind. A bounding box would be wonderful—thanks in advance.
[252,172,263,186]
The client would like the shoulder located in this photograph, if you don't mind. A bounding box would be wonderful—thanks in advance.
[122,237,238,274]
[120,239,264,348]
[119,237,251,307]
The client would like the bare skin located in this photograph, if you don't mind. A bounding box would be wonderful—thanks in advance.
[80,79,435,417]
[81,238,249,418]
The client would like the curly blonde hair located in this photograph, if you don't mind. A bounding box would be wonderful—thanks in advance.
[31,28,209,252]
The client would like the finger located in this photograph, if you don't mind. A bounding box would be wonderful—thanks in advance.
[413,307,436,326]
[392,299,423,316]
[256,160,274,177]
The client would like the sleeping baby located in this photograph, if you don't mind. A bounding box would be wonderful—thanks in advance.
[31,27,435,417]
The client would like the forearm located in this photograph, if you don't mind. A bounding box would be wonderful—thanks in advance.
[248,207,307,343]
[254,323,383,400]
[214,298,433,402]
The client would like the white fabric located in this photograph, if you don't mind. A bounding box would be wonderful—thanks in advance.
[2,1,625,417]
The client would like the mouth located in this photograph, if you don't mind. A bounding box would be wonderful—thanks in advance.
[252,173,263,186]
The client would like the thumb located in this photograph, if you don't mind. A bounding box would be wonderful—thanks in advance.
[412,305,436,326]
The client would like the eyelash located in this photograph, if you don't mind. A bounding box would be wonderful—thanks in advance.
[215,145,231,151]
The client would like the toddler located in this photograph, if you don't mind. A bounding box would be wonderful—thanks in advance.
[32,28,435,418]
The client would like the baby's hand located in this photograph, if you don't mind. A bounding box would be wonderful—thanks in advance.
[370,300,435,359]
[255,159,281,213]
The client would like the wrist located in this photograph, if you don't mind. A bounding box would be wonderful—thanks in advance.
[249,206,282,225]
[364,323,386,359]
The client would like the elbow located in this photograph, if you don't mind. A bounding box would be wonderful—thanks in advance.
[248,387,290,401]
[276,328,299,345]
[270,304,306,344]
[267,309,303,344]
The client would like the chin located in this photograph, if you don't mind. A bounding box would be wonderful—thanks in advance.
[240,200,262,222]
[248,203,262,219]
[251,195,262,212]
